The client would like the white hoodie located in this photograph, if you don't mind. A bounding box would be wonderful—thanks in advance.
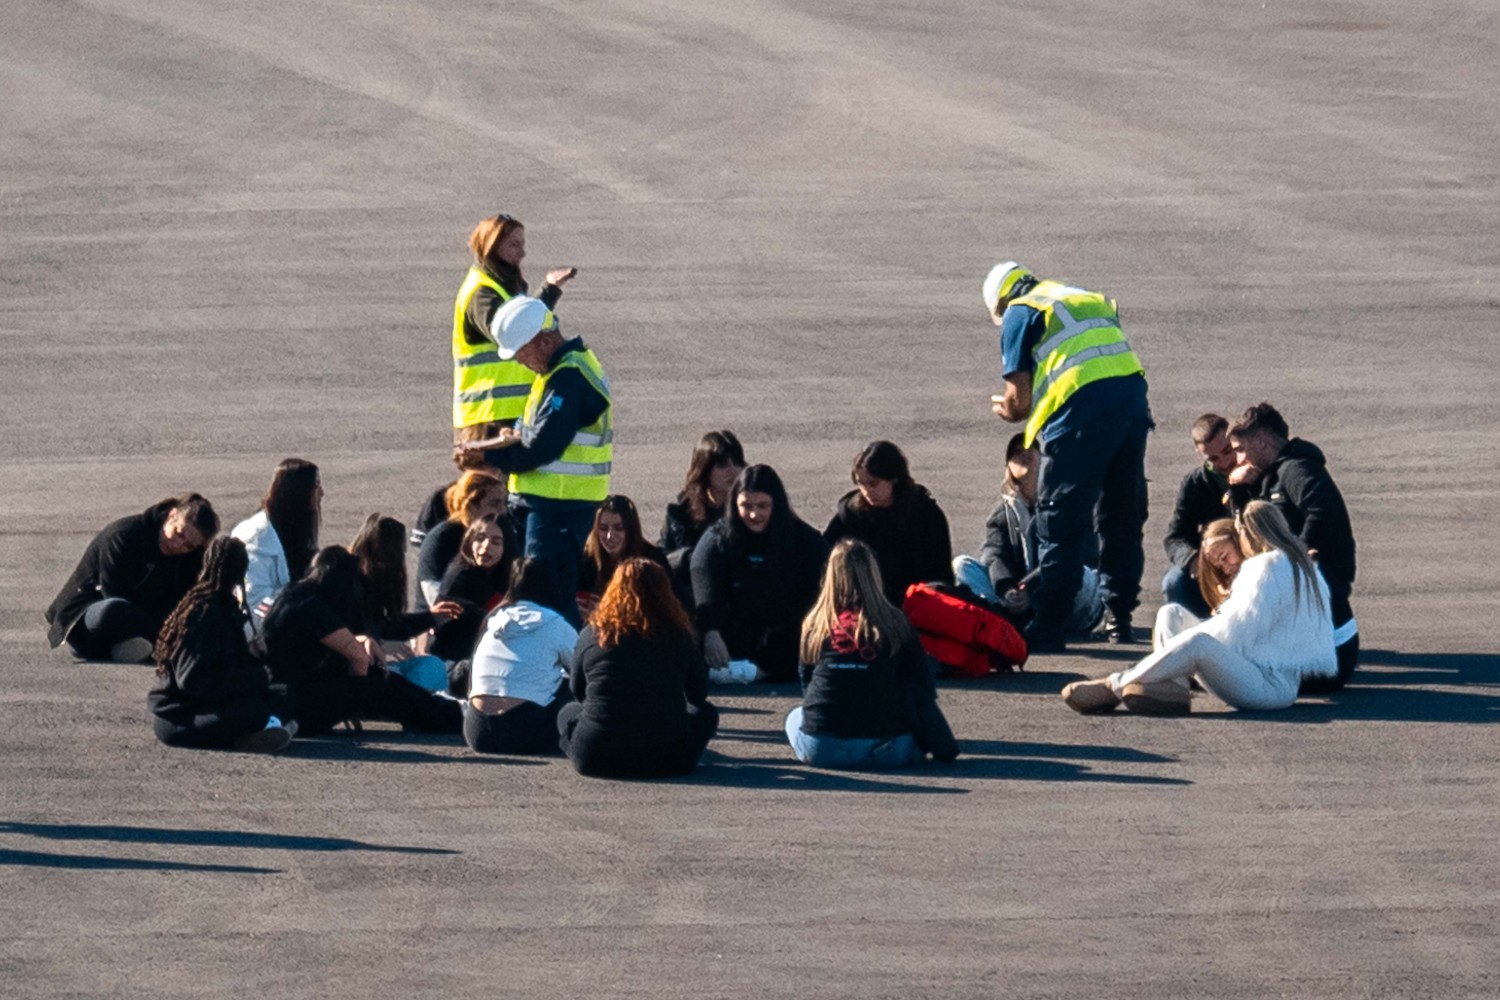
[231,510,288,636]
[470,601,578,705]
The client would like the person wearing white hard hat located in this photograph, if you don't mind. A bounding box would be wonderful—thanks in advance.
[982,260,1152,653]
[457,296,612,628]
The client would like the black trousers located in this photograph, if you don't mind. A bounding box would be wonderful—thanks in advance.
[558,701,719,779]
[153,685,296,749]
[290,669,463,737]
[66,598,156,659]
[464,684,570,756]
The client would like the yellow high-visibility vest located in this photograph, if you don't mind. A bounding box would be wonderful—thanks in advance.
[1012,279,1144,447]
[452,267,534,428]
[509,348,613,502]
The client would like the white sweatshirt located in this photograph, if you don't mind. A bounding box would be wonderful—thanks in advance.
[231,510,288,636]
[470,601,579,705]
[1180,550,1337,682]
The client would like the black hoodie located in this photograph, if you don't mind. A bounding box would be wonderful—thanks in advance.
[1231,438,1356,617]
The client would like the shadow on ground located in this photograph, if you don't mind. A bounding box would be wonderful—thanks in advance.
[0,848,279,874]
[0,821,458,854]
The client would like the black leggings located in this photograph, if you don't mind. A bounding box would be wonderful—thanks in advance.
[66,599,156,659]
[464,685,570,756]
[290,670,463,737]
[557,701,719,778]
[153,685,296,749]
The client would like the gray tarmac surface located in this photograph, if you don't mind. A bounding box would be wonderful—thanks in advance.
[3,1,1499,997]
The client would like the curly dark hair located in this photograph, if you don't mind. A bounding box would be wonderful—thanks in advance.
[154,536,250,674]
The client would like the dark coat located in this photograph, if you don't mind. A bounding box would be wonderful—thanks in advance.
[148,599,272,723]
[798,612,931,740]
[1231,438,1357,616]
[659,496,714,607]
[1163,464,1232,571]
[690,517,829,643]
[46,501,204,648]
[824,485,953,604]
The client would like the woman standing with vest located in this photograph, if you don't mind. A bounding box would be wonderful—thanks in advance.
[453,213,577,443]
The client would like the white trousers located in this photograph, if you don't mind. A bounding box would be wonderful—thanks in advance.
[1108,603,1299,711]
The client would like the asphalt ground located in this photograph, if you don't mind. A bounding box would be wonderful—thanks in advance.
[2,1,1499,997]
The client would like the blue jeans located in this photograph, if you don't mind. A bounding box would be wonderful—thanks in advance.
[784,707,921,770]
[1161,565,1212,618]
[1032,393,1152,632]
[514,496,600,628]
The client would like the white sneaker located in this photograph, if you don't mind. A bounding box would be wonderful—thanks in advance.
[108,637,155,663]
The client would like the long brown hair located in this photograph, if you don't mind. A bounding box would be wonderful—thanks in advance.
[800,539,914,664]
[1237,500,1326,616]
[1196,518,1239,612]
[469,214,526,286]
[350,514,408,625]
[592,558,694,650]
[680,430,746,525]
[263,458,320,581]
[582,495,649,593]
[154,536,249,674]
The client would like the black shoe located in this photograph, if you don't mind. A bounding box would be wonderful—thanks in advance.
[1102,613,1139,645]
[1023,623,1067,654]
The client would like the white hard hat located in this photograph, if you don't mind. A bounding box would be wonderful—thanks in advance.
[493,296,558,359]
[982,261,1034,320]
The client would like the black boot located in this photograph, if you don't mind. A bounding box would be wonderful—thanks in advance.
[1101,612,1139,645]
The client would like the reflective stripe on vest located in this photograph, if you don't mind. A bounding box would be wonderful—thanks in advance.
[1012,280,1144,447]
[452,267,534,427]
[509,349,614,502]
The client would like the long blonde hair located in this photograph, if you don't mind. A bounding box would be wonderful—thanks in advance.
[799,539,914,663]
[1237,500,1326,616]
[1197,518,1239,612]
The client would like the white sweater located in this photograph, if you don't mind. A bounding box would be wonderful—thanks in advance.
[470,601,578,705]
[231,510,289,635]
[1177,550,1337,681]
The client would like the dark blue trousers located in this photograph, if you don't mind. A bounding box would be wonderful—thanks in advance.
[1031,395,1152,632]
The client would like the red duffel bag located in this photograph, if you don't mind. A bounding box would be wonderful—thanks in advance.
[903,583,1028,677]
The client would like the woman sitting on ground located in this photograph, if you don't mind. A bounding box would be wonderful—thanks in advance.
[262,546,462,736]
[430,516,513,664]
[691,464,829,682]
[786,539,958,770]
[824,441,954,606]
[149,537,296,753]
[1063,501,1336,716]
[232,458,322,638]
[577,495,668,621]
[953,433,1103,633]
[559,558,718,778]
[659,430,746,605]
[351,515,462,692]
[1151,518,1244,651]
[466,558,578,755]
[47,493,220,663]
[415,469,515,609]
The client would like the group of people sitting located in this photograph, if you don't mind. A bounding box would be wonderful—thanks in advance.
[43,396,1358,774]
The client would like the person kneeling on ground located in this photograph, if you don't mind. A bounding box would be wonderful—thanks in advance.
[558,558,719,779]
[1160,414,1235,618]
[48,493,220,663]
[262,546,462,737]
[824,440,954,606]
[466,558,578,755]
[1062,501,1336,716]
[691,464,829,683]
[786,539,958,770]
[953,433,1102,634]
[149,536,296,753]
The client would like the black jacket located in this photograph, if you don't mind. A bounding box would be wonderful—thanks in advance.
[1231,438,1356,615]
[823,486,953,605]
[659,497,714,607]
[690,517,829,642]
[798,613,932,740]
[46,501,204,648]
[1164,465,1232,571]
[148,599,272,722]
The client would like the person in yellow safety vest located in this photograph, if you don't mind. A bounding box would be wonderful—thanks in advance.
[452,213,578,446]
[457,296,611,628]
[983,260,1154,654]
